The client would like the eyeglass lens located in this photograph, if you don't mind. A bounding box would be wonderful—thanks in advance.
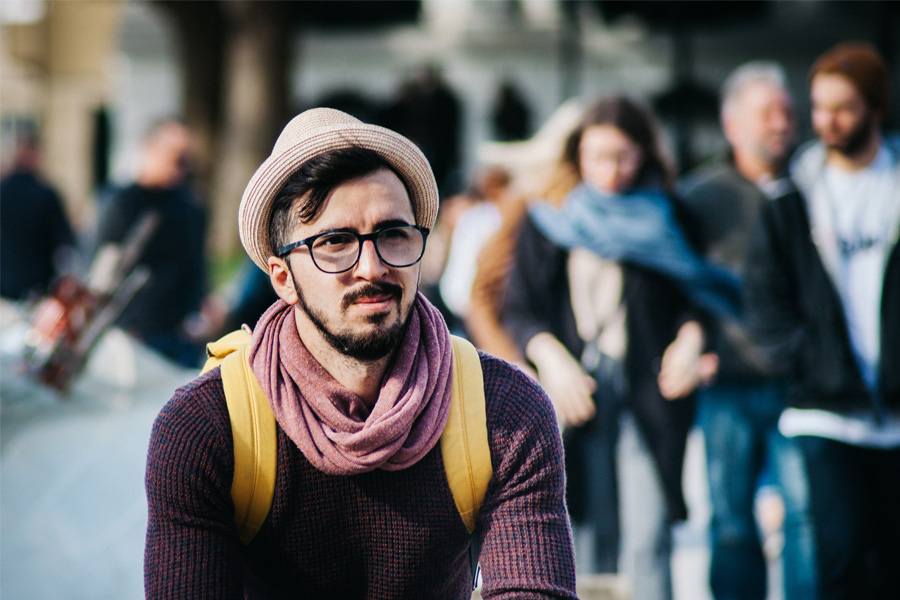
[311,226,425,273]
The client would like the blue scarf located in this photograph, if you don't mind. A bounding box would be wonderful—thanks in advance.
[530,183,741,319]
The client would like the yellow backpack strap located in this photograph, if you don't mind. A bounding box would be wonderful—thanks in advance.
[203,331,491,541]
[441,335,493,534]
[201,327,252,374]
[203,330,277,544]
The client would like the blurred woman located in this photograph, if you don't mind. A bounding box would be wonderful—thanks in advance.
[502,95,738,599]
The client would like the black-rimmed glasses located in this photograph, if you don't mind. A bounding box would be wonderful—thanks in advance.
[278,224,429,274]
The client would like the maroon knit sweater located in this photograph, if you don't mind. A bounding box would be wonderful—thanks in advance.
[144,352,577,599]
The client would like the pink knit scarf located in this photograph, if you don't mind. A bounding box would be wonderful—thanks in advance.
[247,293,453,475]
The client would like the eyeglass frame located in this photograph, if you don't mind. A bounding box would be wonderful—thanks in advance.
[277,223,430,274]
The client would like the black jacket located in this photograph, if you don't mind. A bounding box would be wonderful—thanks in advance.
[679,156,788,383]
[0,171,74,299]
[744,186,900,413]
[94,183,207,337]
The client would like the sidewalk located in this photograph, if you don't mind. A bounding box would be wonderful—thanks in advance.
[1,302,194,600]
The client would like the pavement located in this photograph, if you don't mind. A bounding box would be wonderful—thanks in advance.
[1,301,194,600]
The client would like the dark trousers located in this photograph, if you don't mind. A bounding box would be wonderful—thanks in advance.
[797,436,900,600]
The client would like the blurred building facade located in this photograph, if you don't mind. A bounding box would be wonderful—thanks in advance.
[2,0,898,261]
[1,0,120,230]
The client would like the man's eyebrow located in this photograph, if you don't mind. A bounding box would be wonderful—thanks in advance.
[309,218,414,237]
[375,218,416,229]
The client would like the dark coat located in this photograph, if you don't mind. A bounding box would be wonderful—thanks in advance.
[94,183,206,337]
[678,156,785,383]
[0,172,74,299]
[744,186,900,412]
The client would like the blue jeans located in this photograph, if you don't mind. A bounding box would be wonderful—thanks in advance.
[699,381,818,600]
[797,436,900,600]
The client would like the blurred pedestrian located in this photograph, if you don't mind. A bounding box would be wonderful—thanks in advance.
[438,165,512,327]
[745,42,900,600]
[503,95,737,599]
[466,101,586,368]
[93,117,207,368]
[465,192,530,366]
[382,64,463,195]
[679,61,818,600]
[491,80,532,142]
[416,187,477,331]
[0,132,75,301]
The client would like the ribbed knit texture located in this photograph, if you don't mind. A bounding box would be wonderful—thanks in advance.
[144,353,577,599]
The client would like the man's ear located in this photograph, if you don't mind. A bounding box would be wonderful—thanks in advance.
[269,256,299,305]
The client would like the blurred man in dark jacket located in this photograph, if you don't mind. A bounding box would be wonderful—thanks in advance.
[1,133,75,300]
[94,118,207,367]
[679,61,817,600]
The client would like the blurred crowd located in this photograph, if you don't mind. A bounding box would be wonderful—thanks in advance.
[2,41,898,600]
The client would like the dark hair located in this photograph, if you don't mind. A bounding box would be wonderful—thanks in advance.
[560,95,674,191]
[268,146,411,254]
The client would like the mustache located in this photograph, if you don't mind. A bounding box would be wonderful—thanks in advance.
[341,282,403,310]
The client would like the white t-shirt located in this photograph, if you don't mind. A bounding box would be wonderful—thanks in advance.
[782,142,900,448]
[805,144,900,391]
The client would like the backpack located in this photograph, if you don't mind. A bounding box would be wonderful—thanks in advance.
[201,329,493,545]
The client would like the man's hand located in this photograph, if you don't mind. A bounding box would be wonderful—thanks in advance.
[658,320,718,400]
[526,332,596,426]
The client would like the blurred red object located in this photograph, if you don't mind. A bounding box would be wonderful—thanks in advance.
[20,211,159,393]
[22,274,100,391]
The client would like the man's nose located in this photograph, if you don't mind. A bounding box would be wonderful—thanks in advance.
[770,111,789,130]
[353,239,389,279]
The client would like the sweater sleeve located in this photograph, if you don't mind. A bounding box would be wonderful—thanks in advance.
[144,371,245,599]
[476,355,578,599]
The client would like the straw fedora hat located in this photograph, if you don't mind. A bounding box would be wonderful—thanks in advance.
[239,107,439,271]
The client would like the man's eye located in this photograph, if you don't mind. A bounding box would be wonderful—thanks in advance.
[380,227,411,240]
[318,233,355,247]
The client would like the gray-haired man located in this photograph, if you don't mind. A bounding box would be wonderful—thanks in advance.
[677,62,817,600]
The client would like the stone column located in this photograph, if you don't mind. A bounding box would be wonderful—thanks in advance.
[26,1,121,229]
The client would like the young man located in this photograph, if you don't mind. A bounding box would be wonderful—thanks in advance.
[144,108,577,599]
[677,62,817,600]
[745,43,900,599]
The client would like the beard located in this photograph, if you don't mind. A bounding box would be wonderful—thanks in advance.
[822,111,874,157]
[292,275,411,362]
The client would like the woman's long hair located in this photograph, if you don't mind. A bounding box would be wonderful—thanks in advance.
[552,94,675,197]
